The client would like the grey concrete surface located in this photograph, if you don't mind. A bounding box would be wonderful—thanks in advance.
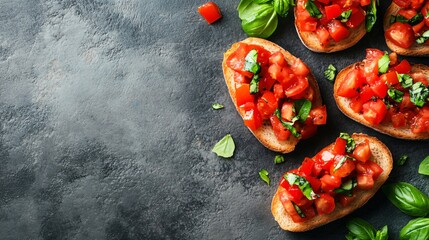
[0,0,428,239]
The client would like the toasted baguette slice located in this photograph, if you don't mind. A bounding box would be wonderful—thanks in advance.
[222,38,323,153]
[272,133,393,232]
[334,63,429,140]
[384,3,429,56]
[294,7,366,53]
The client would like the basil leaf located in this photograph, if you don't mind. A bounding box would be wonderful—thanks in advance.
[339,10,352,22]
[239,1,279,39]
[398,155,409,166]
[333,156,348,172]
[378,53,390,74]
[382,182,429,217]
[418,156,429,176]
[254,0,272,3]
[396,14,409,23]
[387,87,404,103]
[375,225,388,240]
[292,202,306,218]
[259,169,270,185]
[294,99,312,122]
[409,13,423,25]
[346,218,377,240]
[334,178,357,196]
[212,103,224,110]
[274,109,301,138]
[250,74,260,94]
[365,0,377,32]
[400,218,429,240]
[324,64,337,82]
[274,155,285,164]
[416,30,429,44]
[244,49,261,74]
[339,132,356,153]
[212,134,235,158]
[409,82,429,107]
[398,74,413,88]
[305,0,322,19]
[285,173,318,200]
[274,0,290,17]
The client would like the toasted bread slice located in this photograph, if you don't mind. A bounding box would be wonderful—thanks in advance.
[222,38,323,153]
[384,3,429,56]
[334,63,429,140]
[271,133,393,232]
[294,7,366,53]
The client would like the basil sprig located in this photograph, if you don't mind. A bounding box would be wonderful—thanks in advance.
[382,182,429,217]
[294,99,312,122]
[334,178,357,196]
[378,53,390,74]
[398,155,409,166]
[274,109,300,138]
[284,173,318,200]
[387,87,404,103]
[345,218,388,240]
[212,134,235,158]
[259,169,270,185]
[274,155,285,164]
[365,0,377,32]
[400,218,429,240]
[324,64,337,82]
[398,73,413,88]
[305,0,322,19]
[417,30,429,44]
[244,49,262,94]
[339,132,356,153]
[419,155,429,176]
[409,82,429,107]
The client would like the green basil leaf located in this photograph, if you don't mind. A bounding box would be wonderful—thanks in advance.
[254,0,272,3]
[244,49,261,74]
[274,109,301,138]
[212,103,224,110]
[339,132,356,153]
[250,74,260,94]
[375,225,388,240]
[365,0,377,32]
[294,99,312,122]
[346,218,377,240]
[382,182,429,217]
[259,169,270,185]
[212,134,235,158]
[334,178,357,196]
[292,202,306,218]
[274,155,285,164]
[238,0,254,19]
[398,155,409,166]
[416,30,429,44]
[378,53,390,74]
[339,10,352,22]
[274,0,290,17]
[409,13,423,25]
[239,2,278,39]
[410,82,429,107]
[396,14,410,23]
[418,155,429,176]
[324,64,337,82]
[388,87,404,103]
[285,173,317,200]
[398,74,413,88]
[305,0,322,19]
[400,218,429,240]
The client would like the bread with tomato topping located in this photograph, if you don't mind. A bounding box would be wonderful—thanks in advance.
[334,62,429,139]
[222,37,323,153]
[384,2,429,56]
[271,133,393,232]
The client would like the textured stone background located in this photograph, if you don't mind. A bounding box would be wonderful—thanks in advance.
[0,0,428,239]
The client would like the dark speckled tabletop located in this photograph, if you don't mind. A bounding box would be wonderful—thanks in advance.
[0,0,428,239]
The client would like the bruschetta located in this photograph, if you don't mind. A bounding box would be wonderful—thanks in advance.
[222,38,327,153]
[294,0,376,52]
[272,133,393,232]
[334,48,429,139]
[383,0,429,56]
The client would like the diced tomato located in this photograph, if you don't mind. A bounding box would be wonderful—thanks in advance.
[362,99,387,125]
[337,69,364,98]
[338,194,356,207]
[327,20,350,42]
[302,205,317,221]
[333,138,347,155]
[259,76,276,92]
[350,97,364,113]
[288,185,305,202]
[394,59,412,74]
[352,139,371,163]
[269,51,286,67]
[306,175,322,192]
[389,52,398,65]
[293,85,315,102]
[235,84,254,106]
[298,20,318,32]
[412,20,425,34]
[380,71,399,85]
[320,174,342,192]
[411,72,429,86]
[357,174,374,190]
[198,2,222,24]
[319,0,332,4]
[411,115,429,133]
[346,7,365,29]
[268,64,295,83]
[240,102,263,131]
[273,84,284,100]
[291,58,310,77]
[234,72,247,85]
[316,26,331,46]
[300,120,318,140]
[226,43,253,78]
[370,80,388,99]
[330,156,355,178]
[359,85,375,103]
[284,76,309,98]
[325,4,342,20]
[300,157,315,176]
[257,92,278,119]
[365,48,385,61]
[270,115,291,141]
[280,195,305,223]
[385,22,415,49]
[397,9,418,20]
[314,194,335,215]
[366,160,383,180]
[411,0,424,9]
[400,93,413,110]
[281,102,295,122]
[309,105,327,125]
[393,0,411,8]
[392,112,406,128]
[422,1,429,26]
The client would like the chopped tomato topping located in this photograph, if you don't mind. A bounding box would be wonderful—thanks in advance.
[198,2,222,24]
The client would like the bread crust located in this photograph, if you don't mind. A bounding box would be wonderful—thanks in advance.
[294,5,366,53]
[271,133,393,232]
[334,63,429,140]
[222,37,323,153]
[383,3,429,56]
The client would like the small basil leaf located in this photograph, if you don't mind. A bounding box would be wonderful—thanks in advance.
[418,156,429,176]
[294,99,312,122]
[292,202,306,218]
[259,169,270,185]
[378,53,390,74]
[305,0,322,19]
[285,173,317,200]
[387,87,404,103]
[398,155,409,166]
[274,155,285,164]
[212,103,224,110]
[346,218,377,240]
[396,14,409,23]
[409,13,423,25]
[274,109,301,138]
[400,218,429,240]
[365,0,377,32]
[212,134,235,158]
[339,10,352,22]
[244,49,261,74]
[250,74,260,94]
[273,0,290,17]
[398,74,413,88]
[409,82,429,107]
[375,225,388,240]
[382,182,429,217]
[254,0,272,3]
[324,64,337,82]
[339,132,356,153]
[334,178,357,196]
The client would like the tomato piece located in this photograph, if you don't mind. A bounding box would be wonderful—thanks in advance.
[235,84,254,106]
[422,1,429,26]
[366,160,383,180]
[360,0,371,5]
[298,20,318,32]
[259,76,276,92]
[397,9,418,20]
[381,71,399,85]
[357,174,374,190]
[284,76,309,98]
[241,102,263,131]
[226,43,253,78]
[315,194,335,215]
[370,80,388,99]
[270,115,291,141]
[292,85,315,102]
[350,97,364,113]
[366,48,385,61]
[411,0,424,9]
[393,0,411,8]
[330,156,355,178]
[291,58,310,77]
[333,138,347,155]
[385,22,415,49]
[273,84,284,100]
[411,72,429,86]
[325,4,342,20]
[316,26,331,46]
[338,194,356,207]
[392,112,406,128]
[400,93,413,110]
[279,193,305,223]
[198,2,222,24]
[352,139,371,163]
[337,69,364,98]
[250,45,271,67]
[346,7,365,29]
[269,51,286,67]
[281,102,295,122]
[412,20,425,34]
[309,105,327,125]
[394,59,412,74]
[320,174,342,192]
[306,175,322,192]
[362,99,387,125]
[327,20,350,42]
[300,120,318,140]
[257,92,278,119]
[300,157,315,176]
[319,0,332,4]
[359,85,375,103]
[411,115,429,133]
[268,64,295,84]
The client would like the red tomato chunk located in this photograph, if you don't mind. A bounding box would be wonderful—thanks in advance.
[198,2,222,24]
